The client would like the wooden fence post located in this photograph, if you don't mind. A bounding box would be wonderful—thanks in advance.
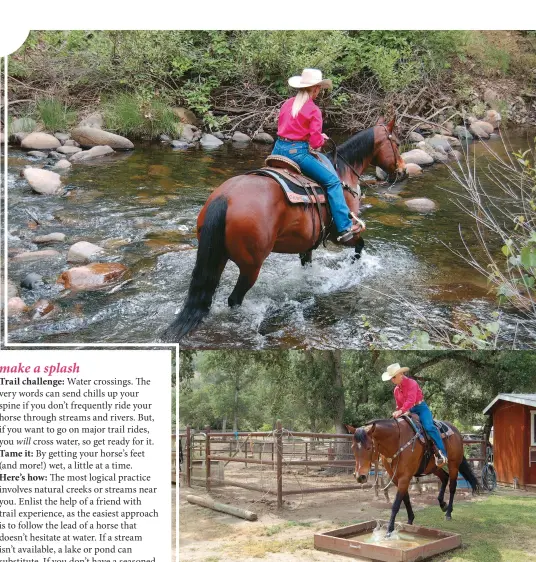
[205,426,211,492]
[276,420,283,509]
[185,425,191,487]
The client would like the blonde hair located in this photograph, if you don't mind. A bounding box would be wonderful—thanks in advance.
[291,87,315,118]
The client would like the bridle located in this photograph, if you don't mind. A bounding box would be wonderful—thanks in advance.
[328,124,403,193]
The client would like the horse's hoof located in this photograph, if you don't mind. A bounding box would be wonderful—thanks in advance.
[445,515,452,521]
[407,519,414,525]
[440,502,448,512]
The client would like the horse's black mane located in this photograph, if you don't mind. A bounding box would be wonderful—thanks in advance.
[352,418,397,443]
[326,128,375,174]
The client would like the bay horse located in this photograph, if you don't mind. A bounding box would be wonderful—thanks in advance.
[161,117,406,342]
[346,418,479,535]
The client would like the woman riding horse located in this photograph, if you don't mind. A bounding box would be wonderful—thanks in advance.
[272,68,362,243]
[382,363,448,467]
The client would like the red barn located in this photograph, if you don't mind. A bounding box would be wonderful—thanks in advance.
[483,394,536,489]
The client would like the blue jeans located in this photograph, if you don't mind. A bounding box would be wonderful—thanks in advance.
[410,401,447,456]
[271,139,353,233]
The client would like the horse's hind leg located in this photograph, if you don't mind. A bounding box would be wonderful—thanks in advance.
[445,467,458,520]
[402,493,415,525]
[228,264,261,307]
[300,250,312,267]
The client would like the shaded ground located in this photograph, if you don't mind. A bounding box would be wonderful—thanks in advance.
[172,484,176,562]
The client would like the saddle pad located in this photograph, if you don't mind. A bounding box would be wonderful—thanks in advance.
[246,168,327,205]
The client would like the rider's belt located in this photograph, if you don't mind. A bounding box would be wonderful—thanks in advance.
[413,401,424,407]
[278,137,306,143]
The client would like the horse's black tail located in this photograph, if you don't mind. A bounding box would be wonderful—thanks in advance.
[458,456,481,495]
[160,197,228,342]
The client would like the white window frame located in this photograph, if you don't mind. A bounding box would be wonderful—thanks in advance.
[531,411,536,446]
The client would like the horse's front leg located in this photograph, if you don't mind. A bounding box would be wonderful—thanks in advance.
[299,250,312,267]
[351,237,365,262]
[402,492,415,525]
[387,478,410,535]
[445,465,458,520]
[434,468,449,512]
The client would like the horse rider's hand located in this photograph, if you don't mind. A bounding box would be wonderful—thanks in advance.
[393,410,403,418]
[322,133,329,140]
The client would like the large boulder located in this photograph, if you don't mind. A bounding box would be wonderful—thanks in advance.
[401,149,434,166]
[253,132,275,144]
[58,263,129,291]
[425,136,452,153]
[178,124,201,143]
[408,131,425,143]
[23,167,62,195]
[78,112,104,129]
[469,122,492,139]
[172,107,199,126]
[14,132,29,144]
[453,126,473,141]
[484,110,501,129]
[405,198,437,212]
[57,145,82,155]
[200,134,224,148]
[21,132,61,150]
[406,163,423,176]
[67,241,104,263]
[71,126,134,150]
[232,131,251,143]
[70,145,115,162]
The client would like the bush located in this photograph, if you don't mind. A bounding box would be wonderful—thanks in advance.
[36,98,77,132]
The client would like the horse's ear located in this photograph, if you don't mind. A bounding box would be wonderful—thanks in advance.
[345,424,356,434]
[376,116,385,125]
[387,117,396,132]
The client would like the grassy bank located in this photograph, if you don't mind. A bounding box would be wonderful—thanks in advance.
[417,492,536,561]
[7,31,536,138]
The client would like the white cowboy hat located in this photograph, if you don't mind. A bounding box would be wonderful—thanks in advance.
[381,363,410,381]
[288,68,333,90]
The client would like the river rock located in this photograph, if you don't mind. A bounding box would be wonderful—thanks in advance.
[33,232,66,244]
[449,150,463,162]
[57,145,82,155]
[432,134,462,148]
[200,134,224,148]
[232,131,251,142]
[160,134,171,142]
[23,167,62,195]
[78,112,104,129]
[172,107,199,126]
[58,263,129,290]
[48,151,66,160]
[253,132,274,144]
[67,241,104,263]
[408,131,425,143]
[0,132,4,144]
[70,145,115,162]
[484,110,501,129]
[53,159,72,170]
[453,126,473,141]
[10,117,37,134]
[28,150,47,158]
[401,149,434,166]
[484,88,499,107]
[171,140,189,149]
[4,280,19,299]
[422,144,449,163]
[71,126,134,150]
[54,132,71,143]
[178,124,201,143]
[8,297,27,316]
[12,249,61,262]
[21,273,44,290]
[376,167,388,181]
[63,139,80,147]
[406,163,423,176]
[405,198,437,212]
[213,132,226,140]
[469,121,493,139]
[425,136,452,153]
[31,299,56,320]
[21,132,61,150]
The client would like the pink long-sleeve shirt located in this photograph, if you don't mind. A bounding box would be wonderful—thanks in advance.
[277,97,325,149]
[394,377,424,412]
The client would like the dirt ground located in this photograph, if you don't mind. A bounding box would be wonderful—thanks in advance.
[178,474,475,562]
[172,484,176,562]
